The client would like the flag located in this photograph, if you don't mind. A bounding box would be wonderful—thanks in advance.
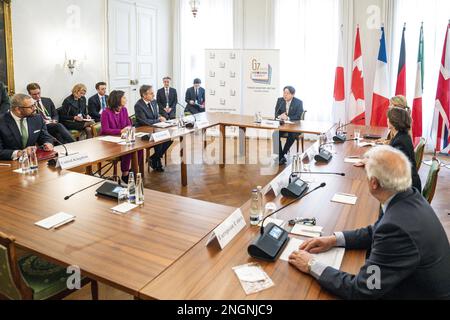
[431,22,450,154]
[349,26,366,125]
[371,26,390,127]
[333,25,345,123]
[412,24,424,145]
[395,24,407,96]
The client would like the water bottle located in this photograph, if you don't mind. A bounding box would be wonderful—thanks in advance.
[257,186,264,220]
[250,189,260,226]
[135,173,145,206]
[129,127,136,144]
[19,152,30,174]
[29,148,38,172]
[127,172,136,204]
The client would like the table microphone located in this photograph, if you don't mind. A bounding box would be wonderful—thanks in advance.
[315,139,357,163]
[333,117,365,142]
[47,137,70,166]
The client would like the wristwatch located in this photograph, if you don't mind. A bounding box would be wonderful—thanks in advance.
[307,258,316,274]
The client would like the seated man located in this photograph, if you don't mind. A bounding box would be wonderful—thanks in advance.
[0,81,11,115]
[185,78,206,115]
[156,77,177,120]
[289,146,450,300]
[88,81,109,122]
[272,86,304,165]
[27,83,75,145]
[135,85,173,172]
[0,94,54,160]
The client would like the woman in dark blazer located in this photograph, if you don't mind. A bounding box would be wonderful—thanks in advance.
[60,84,95,138]
[388,107,421,191]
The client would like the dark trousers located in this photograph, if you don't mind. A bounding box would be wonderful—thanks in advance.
[185,104,205,115]
[47,123,76,144]
[273,131,300,158]
[151,141,173,160]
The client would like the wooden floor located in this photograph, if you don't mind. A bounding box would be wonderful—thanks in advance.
[67,136,450,300]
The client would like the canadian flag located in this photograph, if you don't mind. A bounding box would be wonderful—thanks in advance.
[371,26,390,127]
[349,26,366,125]
[333,25,346,123]
[431,22,450,154]
[412,24,424,145]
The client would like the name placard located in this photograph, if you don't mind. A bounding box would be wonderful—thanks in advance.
[152,130,171,143]
[56,153,90,170]
[206,209,246,249]
[261,120,280,128]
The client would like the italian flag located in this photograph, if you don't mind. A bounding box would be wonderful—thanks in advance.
[412,24,424,146]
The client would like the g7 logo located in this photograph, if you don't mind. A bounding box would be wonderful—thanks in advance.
[252,59,261,71]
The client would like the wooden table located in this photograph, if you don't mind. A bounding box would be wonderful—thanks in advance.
[139,125,388,300]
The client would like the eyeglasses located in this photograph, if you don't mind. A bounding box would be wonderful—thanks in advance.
[19,103,37,110]
[288,217,317,226]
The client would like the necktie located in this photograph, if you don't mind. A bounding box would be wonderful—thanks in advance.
[149,102,156,118]
[195,89,198,102]
[101,96,106,111]
[37,100,48,117]
[165,89,169,106]
[20,118,28,148]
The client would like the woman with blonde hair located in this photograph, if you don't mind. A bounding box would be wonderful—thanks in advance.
[377,95,412,143]
[60,84,95,139]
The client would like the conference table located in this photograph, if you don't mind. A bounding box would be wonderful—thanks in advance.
[139,124,388,300]
[0,113,387,299]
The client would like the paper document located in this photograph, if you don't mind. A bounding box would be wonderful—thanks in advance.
[153,122,174,128]
[111,203,138,214]
[290,224,323,238]
[233,263,274,295]
[35,212,75,230]
[358,142,375,148]
[344,157,363,164]
[135,132,148,138]
[280,238,345,270]
[98,136,124,143]
[331,193,358,205]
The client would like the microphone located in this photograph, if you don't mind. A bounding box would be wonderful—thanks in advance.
[333,117,365,142]
[64,180,106,200]
[261,182,326,235]
[314,138,357,163]
[47,137,70,166]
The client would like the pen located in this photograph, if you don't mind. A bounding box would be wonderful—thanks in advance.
[337,192,357,198]
[53,218,75,229]
[0,163,12,167]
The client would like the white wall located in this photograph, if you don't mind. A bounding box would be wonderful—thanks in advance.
[11,0,173,107]
[12,0,108,106]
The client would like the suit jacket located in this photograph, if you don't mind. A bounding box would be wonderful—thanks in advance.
[318,188,450,300]
[134,99,160,127]
[88,94,109,122]
[59,95,88,123]
[37,97,58,121]
[0,82,11,115]
[0,113,54,160]
[156,87,177,119]
[185,87,205,106]
[390,131,421,191]
[274,97,304,121]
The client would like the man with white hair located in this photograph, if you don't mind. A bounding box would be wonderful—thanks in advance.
[289,146,450,299]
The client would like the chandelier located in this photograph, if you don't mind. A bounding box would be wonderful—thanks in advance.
[189,0,199,18]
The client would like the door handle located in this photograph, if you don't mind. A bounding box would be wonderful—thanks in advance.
[135,79,139,85]
[130,80,136,85]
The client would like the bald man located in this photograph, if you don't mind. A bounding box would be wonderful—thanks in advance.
[289,146,450,299]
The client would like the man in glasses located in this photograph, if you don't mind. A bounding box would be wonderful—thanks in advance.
[0,93,54,160]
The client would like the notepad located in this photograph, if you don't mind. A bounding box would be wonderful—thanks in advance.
[290,224,323,238]
[344,157,363,164]
[153,122,173,128]
[111,203,138,214]
[135,132,148,138]
[35,212,75,230]
[280,238,345,270]
[233,263,274,295]
[358,141,375,147]
[98,136,124,143]
[331,193,358,205]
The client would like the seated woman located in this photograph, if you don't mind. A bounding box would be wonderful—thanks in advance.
[377,95,412,144]
[60,84,95,139]
[101,90,143,184]
[387,107,422,191]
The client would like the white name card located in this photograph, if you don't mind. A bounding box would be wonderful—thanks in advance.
[261,120,280,128]
[56,153,90,170]
[152,130,171,143]
[206,209,246,249]
[196,120,210,129]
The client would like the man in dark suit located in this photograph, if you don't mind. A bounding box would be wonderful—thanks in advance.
[135,85,173,172]
[289,146,450,300]
[27,83,75,145]
[88,82,109,122]
[272,86,304,165]
[185,78,206,115]
[0,82,11,115]
[0,93,54,160]
[156,77,177,120]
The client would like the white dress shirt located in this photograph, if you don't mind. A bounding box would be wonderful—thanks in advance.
[10,111,28,160]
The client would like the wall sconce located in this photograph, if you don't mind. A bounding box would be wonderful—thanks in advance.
[189,0,200,18]
[66,59,77,75]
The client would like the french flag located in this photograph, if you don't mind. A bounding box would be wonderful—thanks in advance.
[371,26,390,127]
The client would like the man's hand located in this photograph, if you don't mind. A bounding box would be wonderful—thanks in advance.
[353,158,367,168]
[189,100,195,105]
[159,116,167,123]
[299,236,337,254]
[43,143,54,152]
[280,113,288,121]
[289,250,313,274]
[74,116,83,122]
[164,107,172,113]
[23,146,37,156]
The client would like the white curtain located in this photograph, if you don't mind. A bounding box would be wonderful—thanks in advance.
[274,0,340,122]
[178,0,234,100]
[390,0,450,149]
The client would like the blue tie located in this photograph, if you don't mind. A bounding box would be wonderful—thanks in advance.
[101,96,106,110]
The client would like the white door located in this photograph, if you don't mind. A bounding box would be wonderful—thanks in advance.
[108,0,157,115]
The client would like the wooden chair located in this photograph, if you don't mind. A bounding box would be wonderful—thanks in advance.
[422,157,441,204]
[414,138,426,171]
[0,231,98,300]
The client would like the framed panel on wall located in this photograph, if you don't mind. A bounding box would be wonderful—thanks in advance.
[0,0,14,95]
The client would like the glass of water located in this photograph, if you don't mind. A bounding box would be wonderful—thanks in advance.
[117,188,129,205]
[354,129,361,141]
[29,148,38,172]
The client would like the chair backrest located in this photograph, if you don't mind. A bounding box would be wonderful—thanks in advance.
[300,111,307,121]
[90,123,102,138]
[129,114,137,126]
[0,232,32,300]
[422,157,441,204]
[414,138,426,171]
